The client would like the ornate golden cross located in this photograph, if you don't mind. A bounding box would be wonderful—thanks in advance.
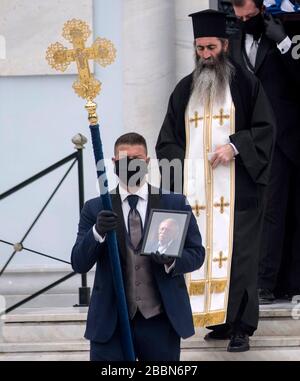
[213,108,230,126]
[192,202,206,217]
[46,19,116,102]
[189,112,204,128]
[214,197,230,214]
[213,251,228,269]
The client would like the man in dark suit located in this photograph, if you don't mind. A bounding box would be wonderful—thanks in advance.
[229,0,300,303]
[71,132,205,361]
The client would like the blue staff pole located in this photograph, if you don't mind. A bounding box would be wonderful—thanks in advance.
[87,105,135,361]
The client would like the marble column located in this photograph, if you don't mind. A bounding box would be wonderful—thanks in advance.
[123,0,175,185]
[0,35,6,60]
[122,0,217,185]
[174,0,212,82]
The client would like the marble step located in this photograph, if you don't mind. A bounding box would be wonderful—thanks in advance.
[1,336,300,355]
[4,294,79,309]
[0,341,89,353]
[2,347,300,362]
[1,303,299,344]
[182,335,300,349]
[0,307,87,343]
[0,352,89,361]
[0,268,95,309]
[180,348,300,361]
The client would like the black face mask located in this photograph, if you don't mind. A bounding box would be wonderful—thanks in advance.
[115,157,148,187]
[239,13,265,40]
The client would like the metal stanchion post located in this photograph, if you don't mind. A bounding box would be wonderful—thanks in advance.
[72,134,90,307]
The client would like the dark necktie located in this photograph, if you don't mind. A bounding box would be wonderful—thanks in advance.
[127,195,143,249]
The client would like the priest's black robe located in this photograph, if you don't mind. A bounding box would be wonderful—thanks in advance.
[155,62,276,332]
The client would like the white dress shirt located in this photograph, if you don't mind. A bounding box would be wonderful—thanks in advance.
[245,33,292,57]
[157,240,174,254]
[118,182,149,231]
[93,182,175,273]
[229,143,239,156]
[93,182,148,242]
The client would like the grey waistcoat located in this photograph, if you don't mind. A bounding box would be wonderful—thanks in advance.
[124,244,163,320]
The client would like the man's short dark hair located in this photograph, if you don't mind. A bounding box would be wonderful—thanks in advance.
[114,133,148,155]
[231,0,264,9]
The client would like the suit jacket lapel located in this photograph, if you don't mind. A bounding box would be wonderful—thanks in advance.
[230,31,245,68]
[255,34,272,73]
[110,187,127,263]
[146,186,162,271]
[230,31,272,74]
[145,186,162,227]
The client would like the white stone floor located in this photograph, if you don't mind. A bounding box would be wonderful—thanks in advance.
[0,301,299,361]
[2,348,300,361]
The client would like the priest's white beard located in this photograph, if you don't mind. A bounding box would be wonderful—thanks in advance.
[192,51,235,106]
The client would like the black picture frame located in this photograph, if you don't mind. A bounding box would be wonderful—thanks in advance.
[140,209,191,258]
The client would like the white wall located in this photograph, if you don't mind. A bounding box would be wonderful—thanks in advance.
[122,0,212,186]
[175,0,211,82]
[0,0,216,271]
[123,0,175,160]
[0,0,123,270]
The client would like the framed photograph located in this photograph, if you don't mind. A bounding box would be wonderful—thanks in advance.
[141,209,191,258]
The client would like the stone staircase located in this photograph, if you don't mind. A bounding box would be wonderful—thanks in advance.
[0,302,300,361]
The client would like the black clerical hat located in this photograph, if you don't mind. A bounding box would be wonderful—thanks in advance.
[189,9,228,39]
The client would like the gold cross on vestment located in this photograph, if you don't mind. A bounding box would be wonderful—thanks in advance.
[213,108,230,126]
[189,112,204,128]
[213,251,228,269]
[46,19,116,101]
[192,202,206,217]
[214,197,230,214]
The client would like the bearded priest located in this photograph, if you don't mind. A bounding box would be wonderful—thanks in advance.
[156,9,276,352]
